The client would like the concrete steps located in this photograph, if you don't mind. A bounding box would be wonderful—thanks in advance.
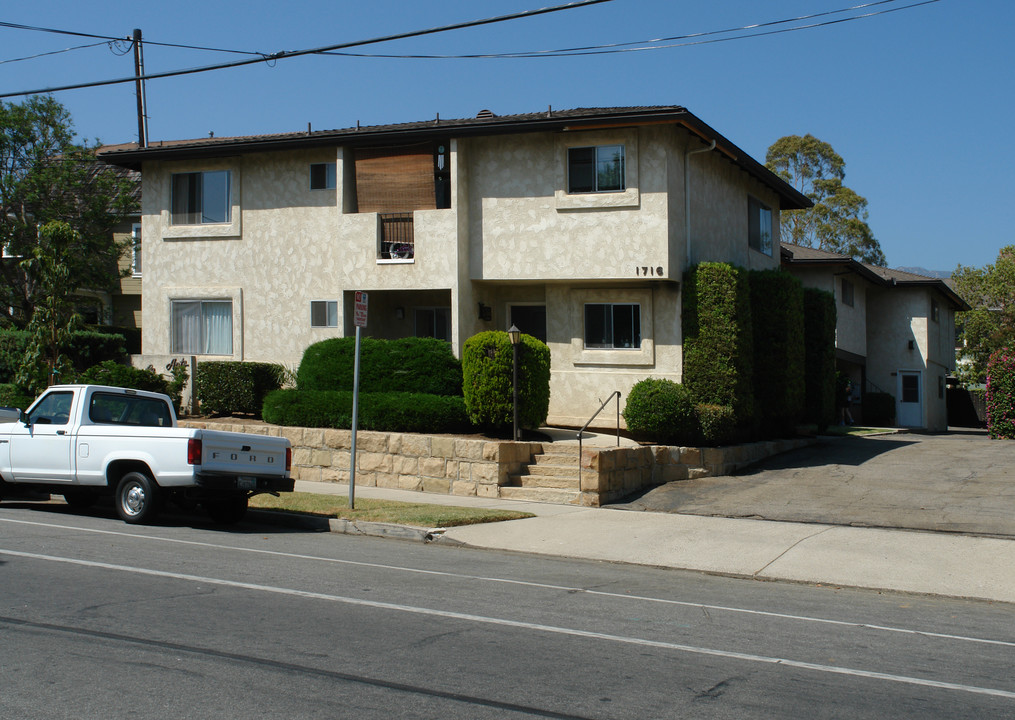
[503,444,583,504]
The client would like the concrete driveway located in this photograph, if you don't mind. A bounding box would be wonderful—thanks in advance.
[612,429,1015,538]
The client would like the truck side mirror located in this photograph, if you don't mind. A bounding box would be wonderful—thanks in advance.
[0,406,22,425]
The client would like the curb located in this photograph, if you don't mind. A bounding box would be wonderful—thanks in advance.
[248,508,447,543]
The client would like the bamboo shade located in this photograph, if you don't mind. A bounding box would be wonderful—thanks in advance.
[354,144,435,213]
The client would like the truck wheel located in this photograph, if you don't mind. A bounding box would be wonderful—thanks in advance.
[63,490,98,510]
[116,472,160,524]
[205,496,248,525]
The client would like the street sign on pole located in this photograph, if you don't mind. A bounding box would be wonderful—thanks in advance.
[350,291,367,509]
[354,291,368,328]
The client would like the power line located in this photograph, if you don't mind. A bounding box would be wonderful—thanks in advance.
[0,40,111,66]
[0,0,614,99]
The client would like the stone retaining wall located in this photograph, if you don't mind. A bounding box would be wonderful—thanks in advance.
[180,421,813,507]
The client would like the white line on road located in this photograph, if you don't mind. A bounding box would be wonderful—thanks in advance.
[3,516,1013,651]
[2,546,1014,701]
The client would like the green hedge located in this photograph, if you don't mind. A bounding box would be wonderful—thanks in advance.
[862,392,895,427]
[749,270,805,437]
[461,331,550,432]
[196,361,285,417]
[802,288,837,429]
[622,378,698,445]
[262,389,472,433]
[78,360,171,395]
[0,383,34,411]
[986,348,1015,439]
[0,329,126,383]
[696,403,738,446]
[682,263,755,426]
[297,337,463,396]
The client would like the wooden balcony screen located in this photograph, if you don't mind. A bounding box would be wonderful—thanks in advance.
[354,143,436,213]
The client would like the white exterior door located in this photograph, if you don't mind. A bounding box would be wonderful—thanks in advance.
[897,371,923,428]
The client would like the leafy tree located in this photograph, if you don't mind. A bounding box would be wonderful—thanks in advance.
[952,246,1015,384]
[15,221,83,393]
[0,96,137,326]
[766,134,886,266]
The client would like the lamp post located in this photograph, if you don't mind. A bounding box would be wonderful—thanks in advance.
[508,324,521,441]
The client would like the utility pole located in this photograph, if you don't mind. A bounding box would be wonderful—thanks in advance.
[132,28,149,148]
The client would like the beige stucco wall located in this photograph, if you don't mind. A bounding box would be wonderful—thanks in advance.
[866,286,954,431]
[139,124,787,427]
[788,266,868,358]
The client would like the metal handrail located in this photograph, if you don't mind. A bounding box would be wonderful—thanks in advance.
[576,391,621,490]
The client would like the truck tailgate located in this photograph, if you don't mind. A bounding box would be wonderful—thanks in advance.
[198,430,290,479]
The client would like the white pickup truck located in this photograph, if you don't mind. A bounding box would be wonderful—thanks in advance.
[0,384,293,525]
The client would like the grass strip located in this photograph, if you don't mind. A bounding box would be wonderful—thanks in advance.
[249,491,534,528]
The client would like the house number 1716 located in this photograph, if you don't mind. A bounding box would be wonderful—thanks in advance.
[636,266,664,277]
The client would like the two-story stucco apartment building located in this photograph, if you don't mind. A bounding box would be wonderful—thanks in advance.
[99,106,810,427]
[782,243,969,431]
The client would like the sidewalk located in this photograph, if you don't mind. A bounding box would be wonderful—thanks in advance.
[287,479,1015,605]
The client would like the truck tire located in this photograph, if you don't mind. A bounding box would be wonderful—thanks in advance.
[205,495,248,525]
[115,472,161,524]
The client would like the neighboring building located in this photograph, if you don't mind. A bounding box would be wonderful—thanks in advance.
[98,106,809,427]
[782,243,969,431]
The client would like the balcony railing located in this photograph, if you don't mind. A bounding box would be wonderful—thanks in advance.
[379,212,414,260]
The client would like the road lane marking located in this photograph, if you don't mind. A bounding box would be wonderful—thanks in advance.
[3,546,1015,701]
[2,516,1014,651]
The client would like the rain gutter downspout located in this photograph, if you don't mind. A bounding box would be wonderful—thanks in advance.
[685,139,716,266]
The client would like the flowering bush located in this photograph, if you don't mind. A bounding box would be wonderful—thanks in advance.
[986,348,1015,439]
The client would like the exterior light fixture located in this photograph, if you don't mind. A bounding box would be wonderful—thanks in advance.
[508,325,521,441]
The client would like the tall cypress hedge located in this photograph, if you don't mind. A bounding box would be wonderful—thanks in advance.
[749,269,805,436]
[802,287,837,429]
[682,263,755,426]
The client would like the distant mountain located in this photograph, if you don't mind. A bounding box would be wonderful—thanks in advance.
[895,266,953,279]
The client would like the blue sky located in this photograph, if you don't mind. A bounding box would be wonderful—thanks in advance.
[2,0,1011,273]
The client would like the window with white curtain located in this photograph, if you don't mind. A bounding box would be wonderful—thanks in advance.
[131,223,142,276]
[171,300,233,355]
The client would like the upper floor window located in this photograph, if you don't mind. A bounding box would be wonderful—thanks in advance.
[131,223,142,276]
[568,145,625,193]
[841,278,854,307]
[171,300,233,355]
[311,300,338,328]
[171,170,231,225]
[584,303,641,349]
[748,196,773,256]
[310,163,336,190]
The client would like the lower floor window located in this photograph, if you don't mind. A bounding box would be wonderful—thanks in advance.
[311,300,338,328]
[172,300,233,355]
[584,303,641,349]
[415,307,451,342]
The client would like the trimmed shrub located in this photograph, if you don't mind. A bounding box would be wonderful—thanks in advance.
[78,360,171,395]
[262,389,472,433]
[986,348,1015,439]
[197,361,285,417]
[862,392,895,427]
[297,337,463,396]
[802,287,837,430]
[696,403,738,446]
[622,378,698,445]
[461,331,551,432]
[749,269,805,437]
[682,263,755,427]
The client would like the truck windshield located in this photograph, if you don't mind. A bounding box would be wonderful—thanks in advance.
[89,393,173,427]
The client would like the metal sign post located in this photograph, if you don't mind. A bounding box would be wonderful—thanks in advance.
[350,291,368,510]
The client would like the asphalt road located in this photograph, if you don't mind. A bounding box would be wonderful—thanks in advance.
[2,502,1015,719]
[614,430,1015,537]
